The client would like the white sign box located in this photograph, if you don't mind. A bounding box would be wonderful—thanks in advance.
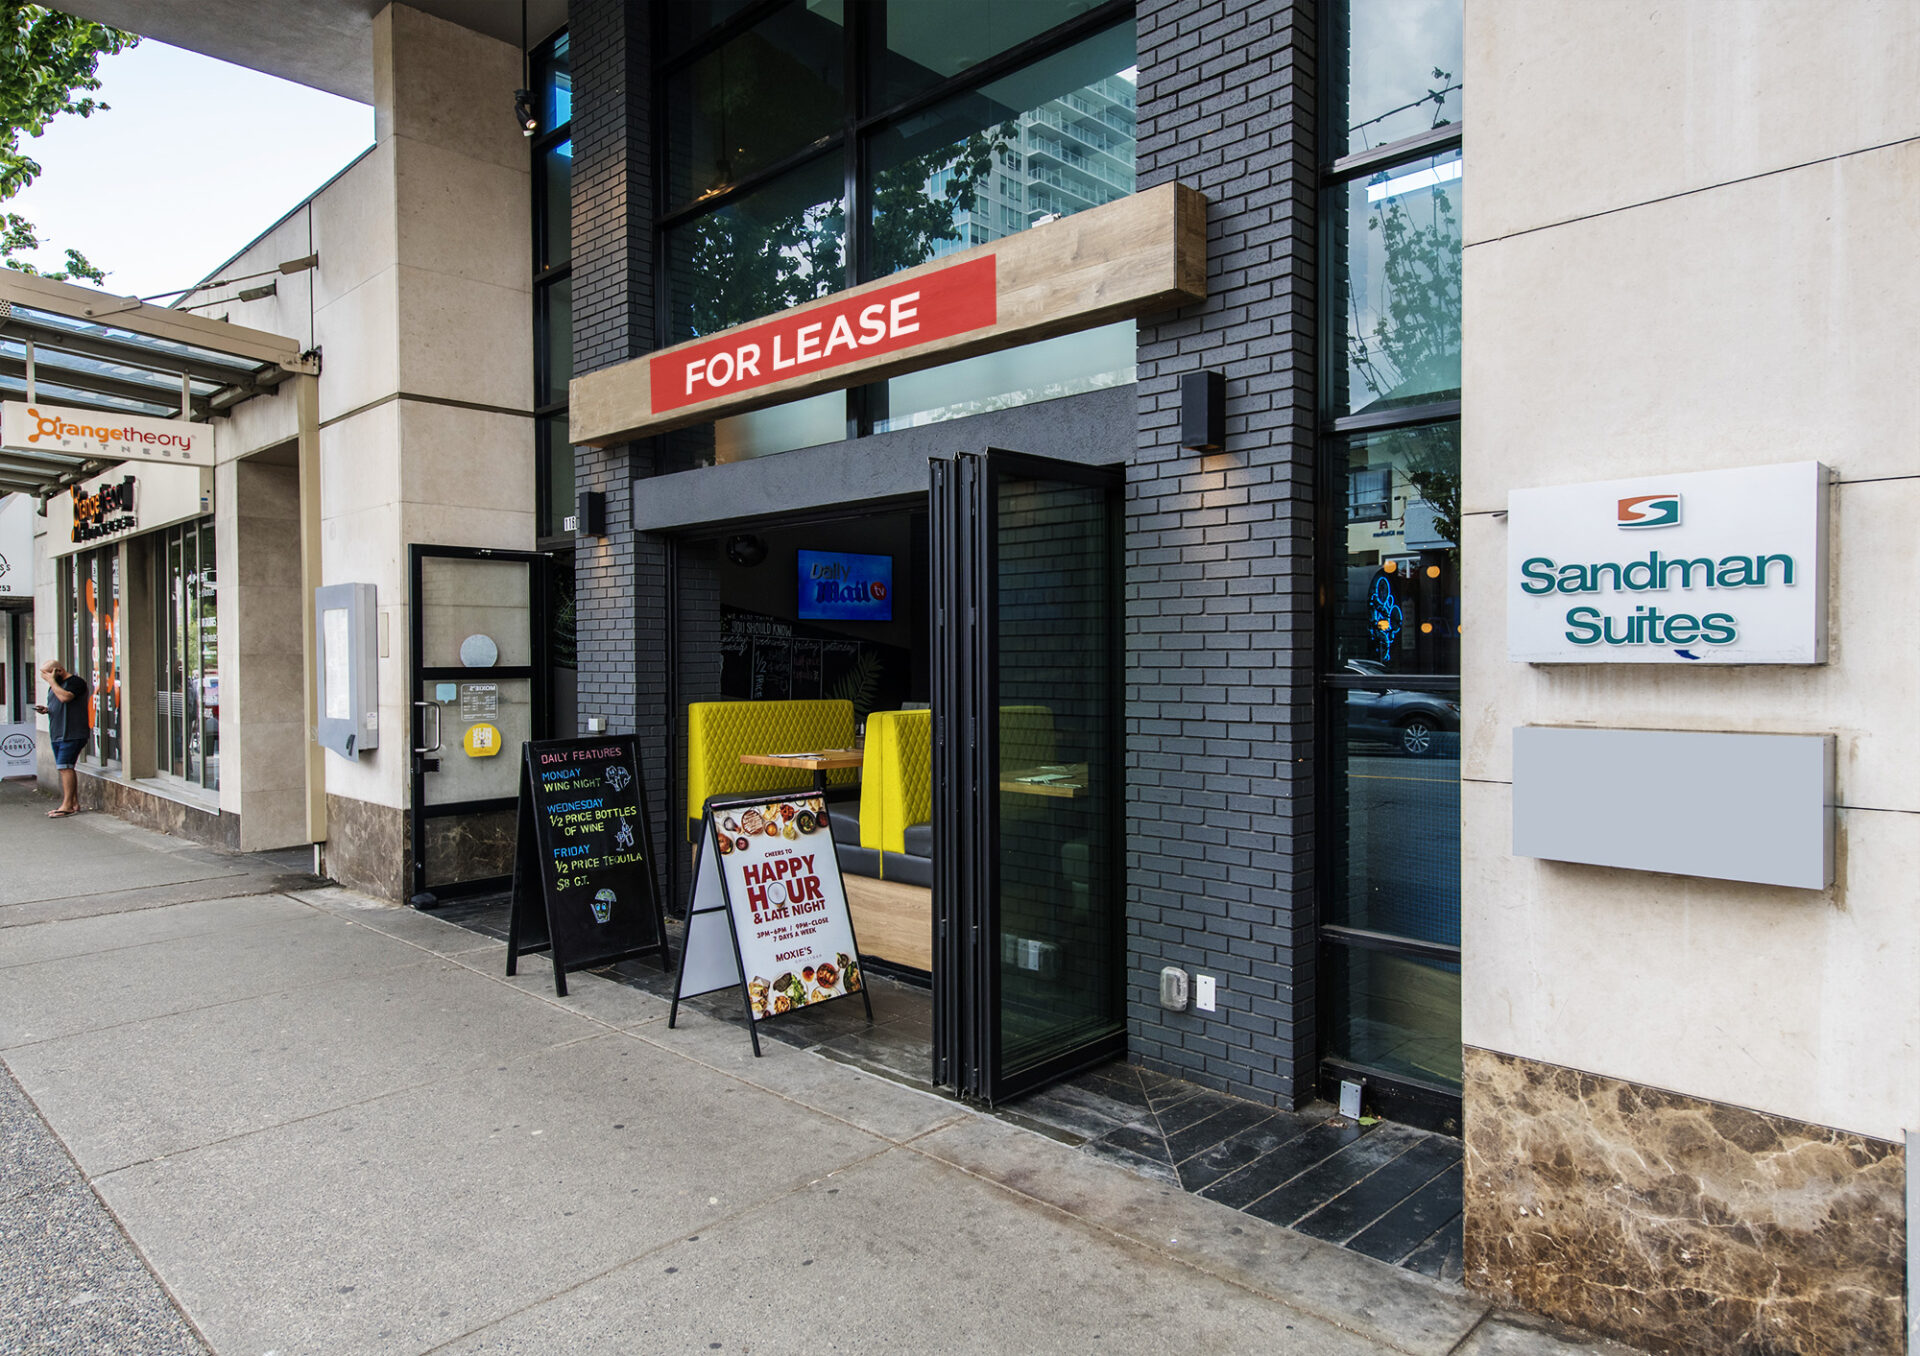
[1513,726,1833,890]
[2,400,215,466]
[1508,461,1827,664]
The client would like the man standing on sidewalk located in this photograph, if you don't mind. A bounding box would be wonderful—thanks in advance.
[34,660,89,818]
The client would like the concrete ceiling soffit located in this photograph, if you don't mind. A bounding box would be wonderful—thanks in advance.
[55,0,567,104]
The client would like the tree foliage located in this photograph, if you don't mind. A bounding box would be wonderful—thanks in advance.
[676,126,1013,340]
[0,4,137,284]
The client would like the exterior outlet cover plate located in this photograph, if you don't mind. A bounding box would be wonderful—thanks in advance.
[1194,974,1217,1012]
[1159,966,1189,1011]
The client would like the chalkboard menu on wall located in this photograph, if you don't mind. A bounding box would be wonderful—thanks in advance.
[507,735,671,995]
[719,607,905,710]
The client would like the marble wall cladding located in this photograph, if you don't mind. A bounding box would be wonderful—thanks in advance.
[77,774,239,851]
[322,793,408,904]
[1463,1047,1907,1356]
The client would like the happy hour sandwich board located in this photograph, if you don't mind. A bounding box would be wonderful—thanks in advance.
[671,791,871,1055]
[507,735,672,995]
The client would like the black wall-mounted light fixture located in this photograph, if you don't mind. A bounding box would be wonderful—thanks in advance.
[726,533,767,567]
[1180,370,1225,451]
[512,0,537,137]
[574,490,606,538]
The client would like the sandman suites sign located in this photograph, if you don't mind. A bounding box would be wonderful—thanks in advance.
[1508,461,1827,664]
[650,256,997,414]
[1,401,213,465]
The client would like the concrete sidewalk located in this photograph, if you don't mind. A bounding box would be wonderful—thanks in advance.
[0,782,1638,1356]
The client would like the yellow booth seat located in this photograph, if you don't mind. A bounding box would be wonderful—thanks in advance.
[685,699,857,838]
[856,704,1055,862]
[859,709,932,858]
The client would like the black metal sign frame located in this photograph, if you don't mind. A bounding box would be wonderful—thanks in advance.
[670,791,873,1056]
[507,734,672,996]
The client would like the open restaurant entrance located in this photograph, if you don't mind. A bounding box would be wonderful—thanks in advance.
[665,450,1124,1102]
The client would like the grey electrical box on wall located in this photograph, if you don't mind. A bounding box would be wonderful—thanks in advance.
[315,582,379,758]
[1159,966,1189,1011]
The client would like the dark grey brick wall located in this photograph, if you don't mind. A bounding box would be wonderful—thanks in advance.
[1124,0,1319,1106]
[565,0,1323,1107]
[570,0,671,853]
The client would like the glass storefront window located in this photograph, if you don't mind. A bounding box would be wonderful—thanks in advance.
[867,20,1135,276]
[1331,147,1461,417]
[1327,0,1463,158]
[59,545,122,767]
[666,155,846,342]
[1324,945,1462,1088]
[1320,0,1464,1110]
[537,415,576,540]
[873,0,1111,107]
[538,140,572,270]
[1330,423,1459,675]
[664,1,775,56]
[537,276,572,406]
[533,31,571,129]
[713,391,848,462]
[877,321,1134,430]
[152,520,217,791]
[665,2,847,210]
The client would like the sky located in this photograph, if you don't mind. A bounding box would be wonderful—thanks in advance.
[7,39,374,300]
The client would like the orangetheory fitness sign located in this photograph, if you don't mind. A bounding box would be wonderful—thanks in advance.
[1,400,213,464]
[654,258,996,414]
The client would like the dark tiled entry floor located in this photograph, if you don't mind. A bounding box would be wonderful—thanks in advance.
[434,897,1463,1282]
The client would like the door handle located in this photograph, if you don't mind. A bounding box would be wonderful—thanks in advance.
[413,699,442,755]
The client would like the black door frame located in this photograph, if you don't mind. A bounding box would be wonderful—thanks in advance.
[932,449,1128,1104]
[408,543,550,907]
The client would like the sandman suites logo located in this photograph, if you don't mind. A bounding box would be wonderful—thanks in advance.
[1617,493,1682,529]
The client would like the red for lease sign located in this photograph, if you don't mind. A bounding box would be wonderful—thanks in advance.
[651,256,997,414]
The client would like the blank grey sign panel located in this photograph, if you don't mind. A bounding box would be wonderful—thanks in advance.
[1512,727,1833,890]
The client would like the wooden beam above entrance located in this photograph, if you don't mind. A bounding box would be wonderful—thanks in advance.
[570,182,1207,447]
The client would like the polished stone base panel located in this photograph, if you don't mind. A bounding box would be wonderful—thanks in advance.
[1463,1047,1906,1355]
[321,795,408,904]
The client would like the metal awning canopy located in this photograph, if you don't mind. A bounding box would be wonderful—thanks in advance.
[0,268,317,499]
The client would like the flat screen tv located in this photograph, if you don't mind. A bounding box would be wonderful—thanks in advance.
[797,549,893,622]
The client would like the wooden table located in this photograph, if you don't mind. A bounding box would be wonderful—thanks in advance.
[999,764,1089,798]
[739,748,864,796]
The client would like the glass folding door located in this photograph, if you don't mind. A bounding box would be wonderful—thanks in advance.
[933,451,1125,1103]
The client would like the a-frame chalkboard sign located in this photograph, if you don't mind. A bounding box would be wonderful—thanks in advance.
[507,735,671,995]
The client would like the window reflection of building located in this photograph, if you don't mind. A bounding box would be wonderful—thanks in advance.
[1317,0,1465,1122]
[655,3,1138,469]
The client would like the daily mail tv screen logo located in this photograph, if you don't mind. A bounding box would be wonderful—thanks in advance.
[1508,461,1827,665]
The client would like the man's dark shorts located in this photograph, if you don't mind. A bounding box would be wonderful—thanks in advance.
[52,737,88,771]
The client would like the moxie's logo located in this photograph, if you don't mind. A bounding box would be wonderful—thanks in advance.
[1617,493,1681,529]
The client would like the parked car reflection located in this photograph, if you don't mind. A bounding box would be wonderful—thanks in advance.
[1343,660,1458,757]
